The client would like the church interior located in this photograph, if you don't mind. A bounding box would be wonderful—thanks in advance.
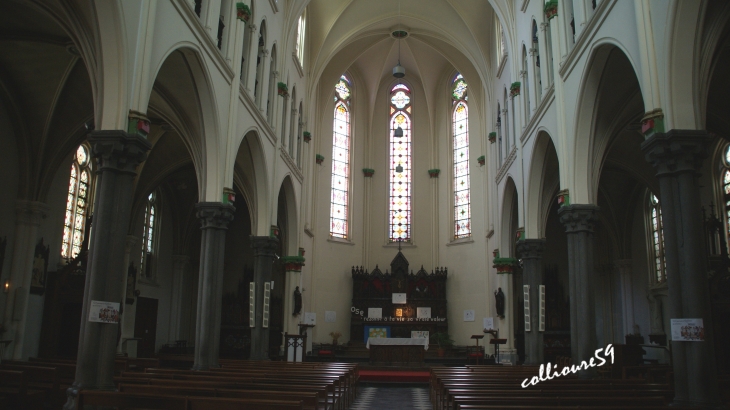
[0,0,729,408]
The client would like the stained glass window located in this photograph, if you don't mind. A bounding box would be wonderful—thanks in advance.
[330,76,351,238]
[649,193,666,284]
[295,12,306,64]
[61,145,92,259]
[389,83,412,241]
[722,145,730,251]
[141,192,157,279]
[452,73,471,239]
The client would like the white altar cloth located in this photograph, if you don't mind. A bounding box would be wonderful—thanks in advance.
[366,337,429,350]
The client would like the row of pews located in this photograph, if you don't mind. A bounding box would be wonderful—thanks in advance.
[0,356,159,409]
[430,364,701,410]
[0,357,356,410]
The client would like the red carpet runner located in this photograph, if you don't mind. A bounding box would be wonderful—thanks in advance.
[358,369,430,383]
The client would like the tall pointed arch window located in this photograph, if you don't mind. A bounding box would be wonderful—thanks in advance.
[141,192,157,280]
[61,145,93,259]
[295,11,306,64]
[329,75,351,239]
[452,74,471,239]
[648,192,666,284]
[389,83,412,241]
[722,145,730,246]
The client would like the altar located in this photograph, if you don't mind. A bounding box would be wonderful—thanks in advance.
[350,247,448,345]
[366,337,428,365]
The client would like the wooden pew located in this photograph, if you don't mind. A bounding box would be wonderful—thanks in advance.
[77,391,188,410]
[0,370,45,409]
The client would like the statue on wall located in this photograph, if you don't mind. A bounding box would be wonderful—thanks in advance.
[495,287,505,319]
[293,286,302,316]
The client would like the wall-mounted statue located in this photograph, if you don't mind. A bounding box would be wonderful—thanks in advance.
[293,286,302,316]
[495,287,505,319]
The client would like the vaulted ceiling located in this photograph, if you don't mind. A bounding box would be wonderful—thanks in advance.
[307,0,499,108]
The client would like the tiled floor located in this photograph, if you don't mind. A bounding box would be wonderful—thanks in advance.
[349,386,431,410]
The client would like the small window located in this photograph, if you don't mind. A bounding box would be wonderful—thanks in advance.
[61,145,93,259]
[452,74,471,239]
[140,192,157,281]
[648,192,666,284]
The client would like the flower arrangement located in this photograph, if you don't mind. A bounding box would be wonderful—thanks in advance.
[303,131,312,142]
[236,3,252,22]
[510,82,521,97]
[362,168,375,177]
[477,155,486,166]
[277,82,289,97]
[544,0,558,20]
[488,132,496,143]
[316,154,325,165]
[329,331,342,345]
[428,169,440,178]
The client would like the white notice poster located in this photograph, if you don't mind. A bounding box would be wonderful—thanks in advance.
[392,293,407,304]
[325,311,336,323]
[304,312,316,325]
[368,308,382,319]
[483,317,494,330]
[464,310,475,322]
[88,300,120,324]
[671,318,704,341]
[417,307,431,319]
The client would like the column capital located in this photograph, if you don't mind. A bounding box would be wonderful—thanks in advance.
[195,202,235,230]
[88,130,152,174]
[615,259,632,275]
[15,200,48,226]
[516,239,546,260]
[262,48,270,57]
[519,70,528,78]
[250,236,279,257]
[558,204,600,234]
[641,129,711,177]
[529,48,538,56]
[172,255,191,264]
[248,23,257,33]
[272,70,279,78]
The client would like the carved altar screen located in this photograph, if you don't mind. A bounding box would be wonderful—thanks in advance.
[350,250,447,343]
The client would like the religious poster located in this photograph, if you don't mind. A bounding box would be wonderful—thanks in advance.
[364,326,390,343]
[671,318,704,341]
[411,330,429,339]
[30,238,49,295]
[304,312,316,325]
[125,263,138,305]
[464,310,475,321]
[392,292,407,304]
[368,308,382,319]
[325,311,336,323]
[417,307,431,319]
[88,300,120,324]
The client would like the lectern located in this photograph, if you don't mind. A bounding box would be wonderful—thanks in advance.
[490,338,507,363]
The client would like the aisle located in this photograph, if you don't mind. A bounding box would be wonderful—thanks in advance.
[349,386,431,410]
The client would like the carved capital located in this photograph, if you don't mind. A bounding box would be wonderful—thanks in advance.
[540,22,549,31]
[248,23,258,33]
[15,200,48,226]
[195,202,235,230]
[520,70,528,78]
[272,70,279,78]
[529,48,538,56]
[558,204,600,234]
[501,109,508,115]
[88,130,151,175]
[516,239,546,260]
[641,129,710,177]
[250,235,279,257]
[262,48,270,57]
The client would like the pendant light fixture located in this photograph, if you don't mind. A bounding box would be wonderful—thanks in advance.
[396,163,404,173]
[393,1,405,79]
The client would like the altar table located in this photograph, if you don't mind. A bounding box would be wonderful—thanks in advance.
[366,338,428,365]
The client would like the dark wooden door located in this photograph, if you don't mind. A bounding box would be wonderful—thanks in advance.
[134,297,158,358]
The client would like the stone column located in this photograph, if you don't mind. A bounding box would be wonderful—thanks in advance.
[249,236,279,360]
[243,23,258,92]
[539,22,552,90]
[517,239,546,365]
[641,129,721,407]
[257,48,270,110]
[2,201,48,359]
[192,203,235,370]
[614,259,634,339]
[117,235,138,354]
[558,204,599,377]
[169,255,191,343]
[64,131,150,410]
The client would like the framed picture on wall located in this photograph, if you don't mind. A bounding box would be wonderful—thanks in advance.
[30,238,49,295]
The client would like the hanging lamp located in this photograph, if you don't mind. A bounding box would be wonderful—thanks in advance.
[393,2,406,79]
